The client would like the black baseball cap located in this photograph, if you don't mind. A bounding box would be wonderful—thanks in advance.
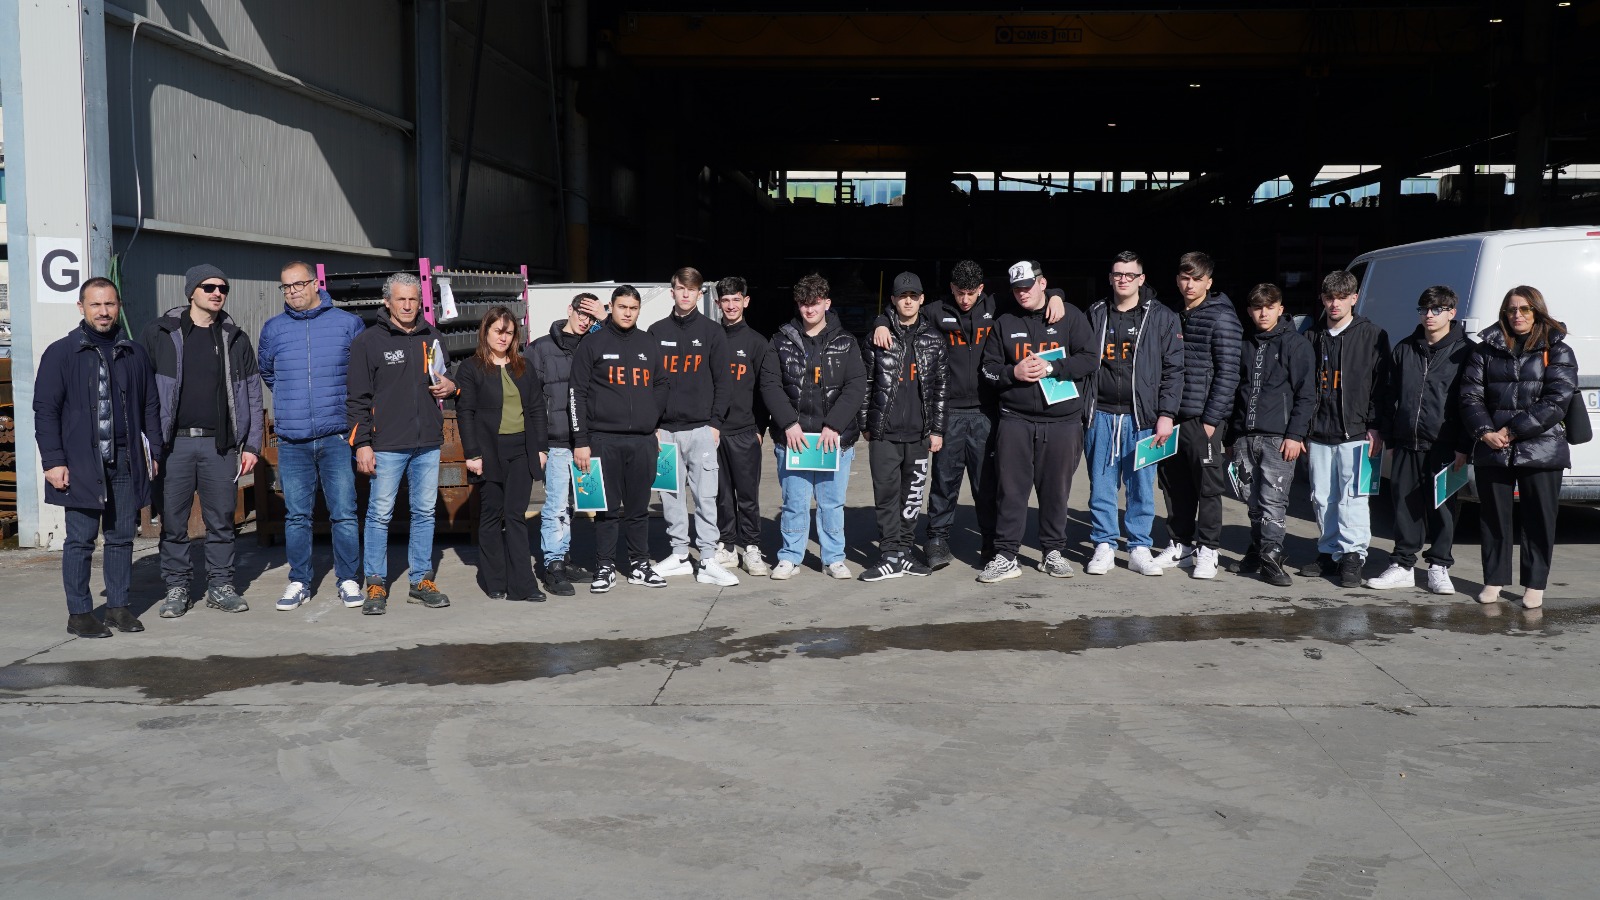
[891,272,924,296]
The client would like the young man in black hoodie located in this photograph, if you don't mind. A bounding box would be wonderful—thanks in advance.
[1154,251,1241,580]
[860,272,947,581]
[648,267,738,587]
[570,285,673,593]
[713,276,772,577]
[346,272,458,614]
[758,273,869,580]
[1366,285,1471,595]
[525,293,603,595]
[1227,284,1317,587]
[978,261,1099,582]
[1300,270,1392,588]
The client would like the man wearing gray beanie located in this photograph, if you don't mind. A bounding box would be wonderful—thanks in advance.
[141,263,265,617]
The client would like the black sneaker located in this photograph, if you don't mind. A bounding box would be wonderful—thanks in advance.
[205,584,249,613]
[564,562,595,583]
[860,555,906,582]
[628,561,667,588]
[1259,547,1294,588]
[924,537,954,571]
[1298,553,1337,578]
[901,556,932,577]
[590,564,617,594]
[362,578,388,615]
[408,574,451,608]
[542,560,576,597]
[1339,552,1366,588]
[1228,547,1262,575]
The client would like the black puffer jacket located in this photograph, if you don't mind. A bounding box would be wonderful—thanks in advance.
[1461,326,1579,470]
[759,311,869,448]
[1176,292,1243,426]
[1383,322,1472,453]
[862,315,948,439]
[524,319,583,448]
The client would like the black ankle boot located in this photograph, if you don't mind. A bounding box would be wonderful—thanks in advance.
[67,612,112,638]
[104,607,145,632]
[1260,547,1294,587]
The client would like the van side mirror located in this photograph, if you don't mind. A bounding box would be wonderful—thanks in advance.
[1292,314,1311,333]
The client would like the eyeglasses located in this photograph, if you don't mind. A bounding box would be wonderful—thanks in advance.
[278,279,315,294]
[1507,305,1535,317]
[198,283,229,296]
[1109,272,1144,281]
[1417,305,1454,317]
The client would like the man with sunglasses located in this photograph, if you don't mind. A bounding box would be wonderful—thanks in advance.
[1367,285,1470,594]
[257,261,366,611]
[141,264,265,618]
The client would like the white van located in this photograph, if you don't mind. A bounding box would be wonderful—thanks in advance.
[1346,226,1600,502]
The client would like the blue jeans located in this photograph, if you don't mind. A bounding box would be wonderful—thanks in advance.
[774,442,855,566]
[1307,439,1372,558]
[1084,411,1158,548]
[364,447,440,583]
[277,432,359,586]
[540,447,574,563]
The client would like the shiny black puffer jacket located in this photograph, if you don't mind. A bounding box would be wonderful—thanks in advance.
[759,311,869,448]
[862,316,947,439]
[1461,326,1579,470]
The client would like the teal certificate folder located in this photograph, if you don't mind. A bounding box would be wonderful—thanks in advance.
[1133,424,1181,471]
[571,458,608,512]
[1434,463,1470,509]
[785,433,839,472]
[653,442,679,493]
[1355,443,1382,497]
[1033,347,1080,405]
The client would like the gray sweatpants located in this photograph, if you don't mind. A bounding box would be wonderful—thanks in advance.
[660,424,721,558]
[1232,434,1298,553]
[160,435,240,589]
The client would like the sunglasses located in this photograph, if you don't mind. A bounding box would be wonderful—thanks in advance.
[198,282,230,296]
[1507,305,1535,317]
[1417,305,1454,316]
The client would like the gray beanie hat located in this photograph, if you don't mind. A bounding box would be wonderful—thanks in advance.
[184,264,228,299]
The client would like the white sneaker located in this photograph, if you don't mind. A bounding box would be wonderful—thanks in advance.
[1128,546,1165,577]
[977,556,1021,583]
[1151,542,1182,569]
[1085,542,1115,575]
[338,579,363,608]
[654,553,694,577]
[1191,546,1218,579]
[1426,564,1455,595]
[1365,563,1416,590]
[741,545,769,577]
[697,559,740,587]
[770,560,797,580]
[825,561,853,580]
[714,544,739,567]
[1038,550,1075,578]
[276,581,310,611]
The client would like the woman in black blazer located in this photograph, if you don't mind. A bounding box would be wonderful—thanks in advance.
[457,308,550,602]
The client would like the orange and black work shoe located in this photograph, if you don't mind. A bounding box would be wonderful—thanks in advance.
[408,575,450,609]
[362,579,388,616]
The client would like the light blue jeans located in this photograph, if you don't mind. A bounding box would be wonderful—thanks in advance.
[540,447,574,563]
[364,447,440,583]
[1307,439,1371,558]
[277,432,360,586]
[1084,411,1158,548]
[774,442,855,566]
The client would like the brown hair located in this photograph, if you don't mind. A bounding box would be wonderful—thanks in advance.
[474,306,526,376]
[793,273,830,304]
[1246,283,1283,309]
[672,267,704,290]
[1498,285,1564,351]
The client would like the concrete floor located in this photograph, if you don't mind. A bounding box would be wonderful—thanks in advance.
[2,458,1598,899]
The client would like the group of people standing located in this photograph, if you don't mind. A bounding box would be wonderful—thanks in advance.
[33,254,1576,638]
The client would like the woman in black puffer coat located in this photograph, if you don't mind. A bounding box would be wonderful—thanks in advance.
[1460,285,1579,610]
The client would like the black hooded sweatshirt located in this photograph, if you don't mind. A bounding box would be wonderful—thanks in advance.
[1230,316,1318,443]
[569,317,671,443]
[721,318,771,436]
[979,302,1100,422]
[648,306,731,431]
[345,312,445,452]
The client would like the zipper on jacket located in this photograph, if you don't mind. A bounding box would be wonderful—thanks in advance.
[1413,353,1431,445]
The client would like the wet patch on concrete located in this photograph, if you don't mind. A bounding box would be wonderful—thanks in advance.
[0,601,1584,703]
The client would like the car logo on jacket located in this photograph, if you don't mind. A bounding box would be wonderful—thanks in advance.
[383,350,406,365]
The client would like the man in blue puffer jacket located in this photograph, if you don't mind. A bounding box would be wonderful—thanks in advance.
[258,261,367,612]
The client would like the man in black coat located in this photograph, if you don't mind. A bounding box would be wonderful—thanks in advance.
[34,278,163,637]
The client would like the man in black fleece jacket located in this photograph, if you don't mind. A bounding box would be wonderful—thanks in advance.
[712,276,772,576]
[570,285,672,593]
[978,261,1100,583]
[346,272,459,614]
[1155,251,1242,580]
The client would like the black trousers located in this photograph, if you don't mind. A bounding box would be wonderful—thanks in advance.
[160,435,240,588]
[592,431,658,569]
[63,453,139,615]
[1476,464,1562,589]
[1389,445,1461,569]
[716,429,763,548]
[870,438,932,555]
[1158,417,1228,549]
[927,408,997,553]
[478,433,537,598]
[993,416,1083,559]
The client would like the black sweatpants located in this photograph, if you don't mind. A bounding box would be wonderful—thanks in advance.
[870,438,932,556]
[993,416,1083,560]
[591,431,658,570]
[478,433,537,599]
[1389,445,1461,569]
[1476,464,1562,590]
[1158,417,1228,550]
[716,429,763,548]
[927,408,997,554]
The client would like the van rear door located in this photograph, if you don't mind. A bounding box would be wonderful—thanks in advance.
[1352,244,1482,349]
